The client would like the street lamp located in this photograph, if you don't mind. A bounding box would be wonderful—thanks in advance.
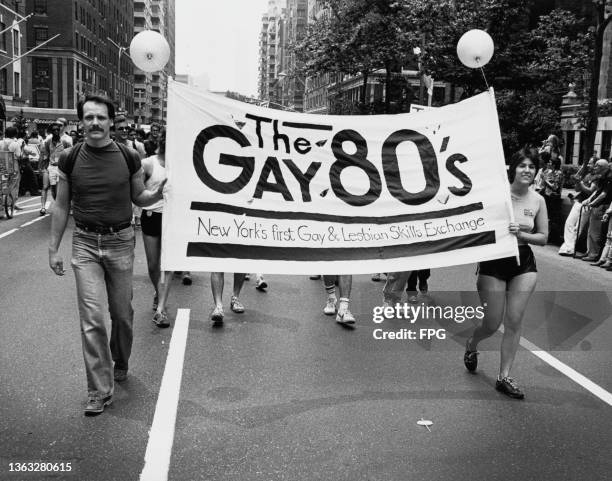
[107,37,131,109]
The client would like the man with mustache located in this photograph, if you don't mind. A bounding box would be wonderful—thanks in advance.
[48,94,166,416]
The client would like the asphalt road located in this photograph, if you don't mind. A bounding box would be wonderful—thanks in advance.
[0,195,610,481]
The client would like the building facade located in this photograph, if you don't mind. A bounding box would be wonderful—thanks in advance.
[22,0,134,128]
[133,0,175,126]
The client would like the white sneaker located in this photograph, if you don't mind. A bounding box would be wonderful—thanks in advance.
[323,297,337,315]
[336,309,356,326]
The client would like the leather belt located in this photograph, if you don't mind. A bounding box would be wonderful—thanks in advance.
[75,221,132,234]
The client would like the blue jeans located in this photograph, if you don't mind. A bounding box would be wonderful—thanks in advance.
[71,226,135,400]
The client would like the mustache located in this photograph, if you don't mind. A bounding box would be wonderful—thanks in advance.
[88,126,104,132]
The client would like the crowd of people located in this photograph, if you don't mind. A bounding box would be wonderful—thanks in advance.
[0,92,594,415]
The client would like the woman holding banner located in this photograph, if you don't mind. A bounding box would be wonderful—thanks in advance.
[464,150,548,399]
[141,130,172,328]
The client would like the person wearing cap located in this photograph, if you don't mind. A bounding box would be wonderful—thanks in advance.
[56,117,74,147]
[39,120,72,214]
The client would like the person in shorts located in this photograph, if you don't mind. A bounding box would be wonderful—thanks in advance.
[464,150,548,400]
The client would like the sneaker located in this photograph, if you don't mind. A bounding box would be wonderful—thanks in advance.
[495,377,525,399]
[152,293,159,312]
[309,275,321,280]
[463,339,479,373]
[255,277,268,291]
[152,311,170,328]
[371,273,382,282]
[244,274,250,281]
[336,309,356,327]
[211,305,224,325]
[181,272,192,285]
[230,296,245,313]
[39,208,46,216]
[114,368,127,382]
[323,297,337,315]
[84,395,113,416]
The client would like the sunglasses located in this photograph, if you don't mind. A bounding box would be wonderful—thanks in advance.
[116,126,128,131]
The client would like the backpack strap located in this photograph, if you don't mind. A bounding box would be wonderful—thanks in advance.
[62,142,84,177]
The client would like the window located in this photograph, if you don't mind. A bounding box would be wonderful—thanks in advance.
[14,72,20,97]
[34,0,47,15]
[35,27,48,45]
[75,31,79,47]
[0,23,5,51]
[0,70,7,95]
[35,89,50,108]
[75,2,78,20]
[12,30,20,56]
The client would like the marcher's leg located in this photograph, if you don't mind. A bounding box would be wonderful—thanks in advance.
[322,275,338,314]
[500,273,536,378]
[40,171,49,214]
[469,275,507,349]
[71,232,114,400]
[211,272,224,307]
[230,273,246,313]
[142,233,161,305]
[336,275,355,325]
[382,271,409,304]
[210,272,225,323]
[494,272,537,399]
[104,230,135,376]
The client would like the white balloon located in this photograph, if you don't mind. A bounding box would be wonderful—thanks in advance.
[129,30,170,72]
[457,29,494,69]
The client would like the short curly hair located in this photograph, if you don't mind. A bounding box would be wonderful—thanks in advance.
[508,149,538,183]
[77,94,115,121]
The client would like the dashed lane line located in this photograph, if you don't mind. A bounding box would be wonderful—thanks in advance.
[140,308,191,481]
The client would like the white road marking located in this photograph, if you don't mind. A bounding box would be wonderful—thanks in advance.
[14,208,43,217]
[140,308,191,481]
[20,215,48,228]
[499,325,612,406]
[0,228,18,239]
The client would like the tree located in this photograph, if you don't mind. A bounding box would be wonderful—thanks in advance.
[583,0,612,159]
[297,0,594,154]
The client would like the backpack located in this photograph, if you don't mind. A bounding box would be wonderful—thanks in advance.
[62,141,139,178]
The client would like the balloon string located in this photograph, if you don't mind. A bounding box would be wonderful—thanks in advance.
[479,67,490,90]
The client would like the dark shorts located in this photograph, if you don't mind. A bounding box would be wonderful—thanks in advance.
[141,210,162,237]
[477,245,537,282]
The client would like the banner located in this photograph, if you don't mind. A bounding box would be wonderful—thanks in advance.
[162,81,516,274]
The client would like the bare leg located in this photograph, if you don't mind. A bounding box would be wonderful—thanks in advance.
[141,233,161,296]
[211,272,224,308]
[499,273,536,379]
[232,273,246,297]
[469,274,507,350]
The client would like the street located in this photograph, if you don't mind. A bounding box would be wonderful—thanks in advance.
[1,195,611,481]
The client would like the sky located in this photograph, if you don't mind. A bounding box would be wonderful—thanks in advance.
[175,0,271,97]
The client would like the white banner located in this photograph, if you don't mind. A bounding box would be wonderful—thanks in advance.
[162,81,516,275]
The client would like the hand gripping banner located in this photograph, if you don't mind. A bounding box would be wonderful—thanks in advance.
[162,81,517,275]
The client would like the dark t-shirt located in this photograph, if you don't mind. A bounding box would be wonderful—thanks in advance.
[58,142,141,226]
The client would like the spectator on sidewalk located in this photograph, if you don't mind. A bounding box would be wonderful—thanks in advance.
[559,156,596,256]
[581,160,612,262]
[40,120,72,215]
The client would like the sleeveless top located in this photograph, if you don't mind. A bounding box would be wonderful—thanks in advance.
[144,154,166,213]
[511,189,541,245]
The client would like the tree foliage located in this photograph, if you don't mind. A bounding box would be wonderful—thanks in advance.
[296,0,595,155]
